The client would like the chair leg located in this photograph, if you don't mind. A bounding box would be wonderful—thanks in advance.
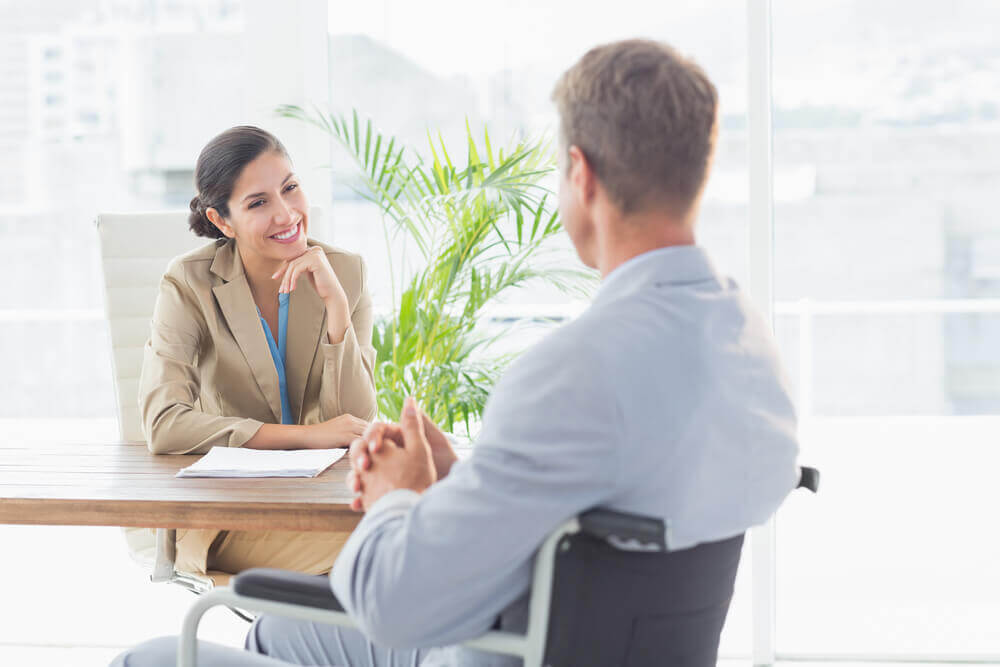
[170,570,215,595]
[151,528,177,583]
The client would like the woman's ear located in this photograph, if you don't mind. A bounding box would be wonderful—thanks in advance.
[206,208,235,238]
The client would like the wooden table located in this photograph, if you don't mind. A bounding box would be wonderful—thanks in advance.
[0,440,360,532]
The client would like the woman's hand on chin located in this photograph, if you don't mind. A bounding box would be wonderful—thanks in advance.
[272,246,351,343]
[306,413,369,449]
[272,246,348,307]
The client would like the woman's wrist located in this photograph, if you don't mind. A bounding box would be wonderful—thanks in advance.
[245,423,312,450]
[324,296,351,344]
[297,423,321,449]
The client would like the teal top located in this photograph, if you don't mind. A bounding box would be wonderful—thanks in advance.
[258,292,294,425]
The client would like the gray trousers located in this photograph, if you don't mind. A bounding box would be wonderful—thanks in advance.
[109,614,427,667]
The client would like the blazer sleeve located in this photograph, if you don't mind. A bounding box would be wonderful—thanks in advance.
[138,265,264,455]
[318,254,378,422]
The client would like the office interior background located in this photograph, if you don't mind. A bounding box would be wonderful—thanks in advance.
[0,0,997,664]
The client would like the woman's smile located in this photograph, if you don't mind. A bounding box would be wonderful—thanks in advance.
[269,221,302,244]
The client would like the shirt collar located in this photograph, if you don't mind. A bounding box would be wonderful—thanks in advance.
[594,245,721,304]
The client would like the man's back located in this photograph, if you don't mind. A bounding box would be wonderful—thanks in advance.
[571,244,799,547]
[330,245,800,665]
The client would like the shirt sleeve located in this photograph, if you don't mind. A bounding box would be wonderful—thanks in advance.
[138,267,263,454]
[318,254,378,421]
[329,337,623,649]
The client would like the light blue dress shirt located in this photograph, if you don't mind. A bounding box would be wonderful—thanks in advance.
[258,292,294,425]
[330,246,801,665]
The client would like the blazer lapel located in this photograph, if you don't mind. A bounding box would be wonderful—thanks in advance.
[286,277,327,423]
[210,242,283,423]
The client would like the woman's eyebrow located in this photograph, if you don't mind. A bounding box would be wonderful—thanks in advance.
[240,174,296,203]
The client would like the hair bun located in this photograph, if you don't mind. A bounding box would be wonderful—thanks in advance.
[188,194,223,239]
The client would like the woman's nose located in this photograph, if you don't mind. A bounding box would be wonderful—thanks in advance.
[273,197,293,225]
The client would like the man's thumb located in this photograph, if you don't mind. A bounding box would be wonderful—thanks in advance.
[402,396,427,445]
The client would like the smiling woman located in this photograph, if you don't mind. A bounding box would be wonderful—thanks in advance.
[140,125,378,579]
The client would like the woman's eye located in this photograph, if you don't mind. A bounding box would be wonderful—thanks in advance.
[249,199,265,209]
[284,183,298,193]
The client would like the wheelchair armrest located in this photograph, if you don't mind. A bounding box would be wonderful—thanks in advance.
[232,568,344,612]
[578,507,666,551]
[797,466,820,493]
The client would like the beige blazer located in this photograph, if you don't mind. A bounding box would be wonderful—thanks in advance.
[139,238,378,456]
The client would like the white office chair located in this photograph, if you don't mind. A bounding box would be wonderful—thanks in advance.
[95,207,326,594]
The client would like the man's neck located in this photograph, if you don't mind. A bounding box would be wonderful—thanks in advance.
[596,210,696,278]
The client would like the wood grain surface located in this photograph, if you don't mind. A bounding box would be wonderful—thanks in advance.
[0,441,360,531]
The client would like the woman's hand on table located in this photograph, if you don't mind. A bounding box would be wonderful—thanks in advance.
[306,413,368,448]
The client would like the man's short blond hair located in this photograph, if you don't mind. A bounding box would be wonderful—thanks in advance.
[552,39,718,217]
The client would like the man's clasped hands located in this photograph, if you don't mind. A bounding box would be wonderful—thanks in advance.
[346,396,460,512]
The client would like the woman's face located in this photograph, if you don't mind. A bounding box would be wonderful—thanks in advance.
[216,150,309,265]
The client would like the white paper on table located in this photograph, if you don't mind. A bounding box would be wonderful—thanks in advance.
[176,446,347,478]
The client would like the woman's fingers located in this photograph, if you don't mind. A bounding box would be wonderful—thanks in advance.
[280,249,326,293]
[288,263,306,292]
[270,260,290,282]
[280,261,301,294]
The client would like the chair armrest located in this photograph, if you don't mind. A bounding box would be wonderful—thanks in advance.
[578,508,666,551]
[232,568,344,612]
[797,466,820,493]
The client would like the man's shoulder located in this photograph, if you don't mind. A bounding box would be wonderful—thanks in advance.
[501,308,617,387]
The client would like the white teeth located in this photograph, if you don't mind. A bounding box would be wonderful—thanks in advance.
[271,223,298,240]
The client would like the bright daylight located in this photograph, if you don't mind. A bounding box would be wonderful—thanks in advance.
[0,0,997,666]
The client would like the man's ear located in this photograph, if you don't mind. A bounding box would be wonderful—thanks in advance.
[206,208,235,238]
[567,145,597,206]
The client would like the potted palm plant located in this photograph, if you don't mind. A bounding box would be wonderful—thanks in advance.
[278,106,594,436]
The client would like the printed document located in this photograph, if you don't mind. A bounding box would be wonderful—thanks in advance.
[176,446,347,478]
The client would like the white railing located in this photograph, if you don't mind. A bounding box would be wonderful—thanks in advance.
[776,298,1000,420]
[9,297,1000,430]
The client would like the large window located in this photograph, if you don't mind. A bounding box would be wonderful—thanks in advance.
[771,0,1000,658]
[0,1,253,659]
[0,0,245,426]
[326,0,752,310]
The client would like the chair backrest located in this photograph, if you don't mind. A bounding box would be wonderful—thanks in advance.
[542,530,745,667]
[95,208,325,442]
[96,211,210,442]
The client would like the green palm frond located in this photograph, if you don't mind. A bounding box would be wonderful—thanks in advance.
[280,105,596,434]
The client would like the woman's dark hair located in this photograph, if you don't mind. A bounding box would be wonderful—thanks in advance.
[188,126,290,238]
